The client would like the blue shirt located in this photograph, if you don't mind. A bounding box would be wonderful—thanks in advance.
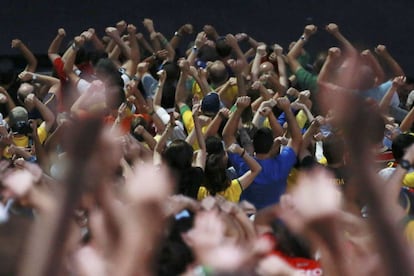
[228,147,297,209]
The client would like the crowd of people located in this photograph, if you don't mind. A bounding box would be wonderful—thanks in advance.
[1,18,414,275]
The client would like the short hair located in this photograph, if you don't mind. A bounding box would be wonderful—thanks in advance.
[215,37,232,58]
[253,127,273,154]
[323,135,345,165]
[392,133,414,161]
[207,61,228,85]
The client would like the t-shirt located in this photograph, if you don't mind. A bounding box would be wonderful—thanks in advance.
[295,67,318,93]
[228,147,297,209]
[197,178,243,202]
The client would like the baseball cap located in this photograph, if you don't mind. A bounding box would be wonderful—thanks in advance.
[201,92,220,116]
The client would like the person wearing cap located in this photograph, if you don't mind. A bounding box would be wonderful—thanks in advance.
[3,96,55,159]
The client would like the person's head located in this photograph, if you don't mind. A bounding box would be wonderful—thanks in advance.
[392,133,414,161]
[323,135,345,165]
[259,61,274,76]
[201,92,221,117]
[17,83,35,110]
[8,106,31,136]
[215,36,232,58]
[253,127,273,154]
[204,152,230,194]
[207,60,228,86]
[163,139,194,170]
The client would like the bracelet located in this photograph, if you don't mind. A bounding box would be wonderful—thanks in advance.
[71,43,80,51]
[174,31,182,37]
[31,74,37,81]
[161,38,168,46]
[240,149,246,158]
[192,45,198,53]
[300,35,307,42]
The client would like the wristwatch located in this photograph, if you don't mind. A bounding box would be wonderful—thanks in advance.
[400,159,412,170]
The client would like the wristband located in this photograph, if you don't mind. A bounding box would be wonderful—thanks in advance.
[400,159,412,170]
[71,43,80,51]
[192,45,198,53]
[300,35,307,42]
[31,74,37,81]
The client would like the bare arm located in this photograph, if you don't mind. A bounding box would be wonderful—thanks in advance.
[379,76,404,114]
[277,97,302,154]
[286,25,317,73]
[11,39,37,73]
[361,49,385,86]
[375,45,405,77]
[143,18,161,53]
[227,143,261,189]
[325,23,357,55]
[48,28,66,62]
[156,32,175,61]
[222,96,251,147]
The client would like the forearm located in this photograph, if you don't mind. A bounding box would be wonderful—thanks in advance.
[287,37,306,60]
[18,42,37,72]
[193,114,206,152]
[236,73,247,96]
[141,130,157,150]
[31,72,60,86]
[154,125,173,153]
[268,112,284,138]
[90,33,106,52]
[276,56,288,90]
[285,109,302,149]
[157,33,175,61]
[400,107,414,132]
[332,32,357,54]
[204,114,224,137]
[137,35,154,54]
[251,53,262,81]
[175,72,189,105]
[223,109,243,146]
[112,36,131,59]
[379,86,397,113]
[153,82,164,108]
[382,52,405,77]
[35,99,55,131]
[366,54,385,85]
[48,34,64,57]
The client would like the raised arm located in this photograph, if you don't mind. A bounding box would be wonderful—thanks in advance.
[63,36,85,85]
[25,94,55,132]
[11,39,37,73]
[156,32,175,61]
[222,96,251,147]
[379,76,404,114]
[286,25,317,73]
[143,18,161,53]
[325,23,357,55]
[192,103,206,170]
[227,143,261,189]
[361,49,385,86]
[123,24,140,77]
[169,23,193,50]
[276,97,302,154]
[18,71,60,87]
[375,44,405,78]
[317,47,342,84]
[48,28,66,62]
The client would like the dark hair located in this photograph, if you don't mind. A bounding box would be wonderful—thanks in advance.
[163,140,194,170]
[161,81,176,110]
[130,116,148,142]
[206,136,225,155]
[253,127,273,154]
[271,219,312,258]
[156,216,195,276]
[215,37,232,58]
[323,135,345,165]
[312,52,327,74]
[208,62,228,86]
[392,133,414,161]
[204,153,230,195]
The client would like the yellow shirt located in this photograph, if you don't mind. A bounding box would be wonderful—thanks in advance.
[197,179,243,203]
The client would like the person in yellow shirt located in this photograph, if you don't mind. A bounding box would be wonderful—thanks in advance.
[198,143,262,202]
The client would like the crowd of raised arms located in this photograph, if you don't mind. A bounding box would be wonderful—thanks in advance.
[1,18,414,275]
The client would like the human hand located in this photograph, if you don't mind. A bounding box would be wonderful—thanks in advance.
[303,24,317,37]
[218,108,230,119]
[236,96,251,109]
[256,44,267,57]
[58,28,66,37]
[195,31,207,49]
[178,58,190,74]
[273,43,283,56]
[105,27,120,39]
[276,97,291,111]
[325,23,339,35]
[143,18,155,33]
[392,76,406,88]
[227,143,244,155]
[375,44,388,56]
[116,20,127,33]
[157,69,167,83]
[225,34,238,49]
[328,47,342,59]
[203,25,218,38]
[227,59,246,74]
[127,24,137,35]
[74,35,86,47]
[11,39,22,48]
[235,33,249,42]
[274,136,289,146]
[18,71,33,82]
[178,23,193,35]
